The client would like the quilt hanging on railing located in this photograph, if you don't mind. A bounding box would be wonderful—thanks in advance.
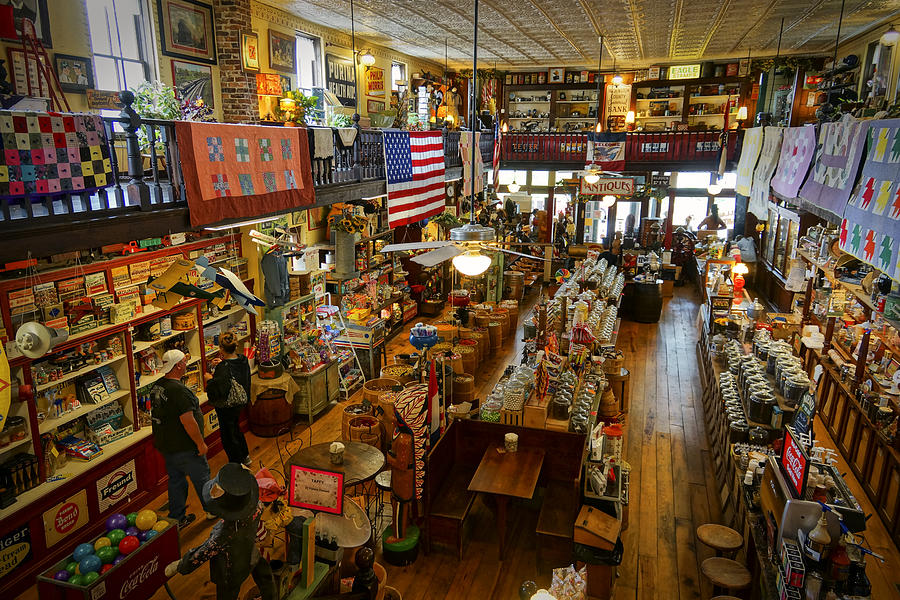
[0,111,112,197]
[799,117,869,218]
[839,119,900,281]
[734,127,762,197]
[175,122,315,227]
[770,125,816,200]
[749,126,783,219]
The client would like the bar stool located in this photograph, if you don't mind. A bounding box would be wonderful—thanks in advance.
[697,523,743,558]
[374,470,392,533]
[701,557,751,598]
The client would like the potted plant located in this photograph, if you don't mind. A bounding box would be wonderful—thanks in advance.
[279,90,320,126]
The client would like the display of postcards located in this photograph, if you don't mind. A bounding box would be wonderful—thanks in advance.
[41,303,64,322]
[84,272,108,295]
[32,282,58,306]
[129,260,151,284]
[9,288,34,309]
[57,277,85,296]
[96,365,120,394]
[111,266,131,290]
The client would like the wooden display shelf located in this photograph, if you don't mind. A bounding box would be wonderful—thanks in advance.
[34,352,127,393]
[132,328,189,354]
[38,388,131,434]
[0,435,32,456]
[202,305,246,326]
[136,356,200,388]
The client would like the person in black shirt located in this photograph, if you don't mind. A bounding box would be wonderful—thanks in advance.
[151,349,210,528]
[204,332,252,466]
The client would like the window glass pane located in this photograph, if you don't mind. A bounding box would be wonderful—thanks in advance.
[673,196,708,230]
[122,60,147,89]
[514,170,528,185]
[674,171,712,188]
[94,56,120,90]
[615,201,641,236]
[531,170,550,186]
[391,62,405,91]
[585,200,608,243]
[720,172,737,189]
[114,1,142,60]
[87,0,113,55]
[297,34,320,90]
[555,171,573,182]
[530,194,547,211]
[714,197,736,229]
[498,169,516,185]
[555,193,571,217]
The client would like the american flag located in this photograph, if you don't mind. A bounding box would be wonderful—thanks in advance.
[492,121,501,192]
[383,130,445,227]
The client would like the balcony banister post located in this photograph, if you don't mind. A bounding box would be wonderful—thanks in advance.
[352,112,362,183]
[118,90,151,210]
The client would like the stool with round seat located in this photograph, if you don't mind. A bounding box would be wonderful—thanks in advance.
[711,596,742,600]
[701,557,751,597]
[374,471,392,532]
[697,523,743,557]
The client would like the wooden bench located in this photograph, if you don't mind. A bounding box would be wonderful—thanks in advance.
[424,423,476,559]
[536,478,580,566]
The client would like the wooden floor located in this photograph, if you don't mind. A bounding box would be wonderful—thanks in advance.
[20,285,900,599]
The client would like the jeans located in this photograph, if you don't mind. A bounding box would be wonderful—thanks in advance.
[216,558,277,600]
[163,450,210,520]
[215,405,250,463]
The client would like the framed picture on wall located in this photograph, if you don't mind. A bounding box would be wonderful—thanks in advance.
[366,99,385,113]
[157,0,217,64]
[548,68,564,84]
[171,59,214,108]
[240,31,259,72]
[268,29,296,73]
[308,206,328,231]
[280,75,291,94]
[7,47,49,97]
[54,54,94,93]
[0,0,51,47]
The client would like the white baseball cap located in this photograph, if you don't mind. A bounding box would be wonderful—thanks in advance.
[161,349,186,373]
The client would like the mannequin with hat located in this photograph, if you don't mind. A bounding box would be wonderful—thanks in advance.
[165,463,277,600]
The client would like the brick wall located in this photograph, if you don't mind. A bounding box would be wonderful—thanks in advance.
[213,0,256,123]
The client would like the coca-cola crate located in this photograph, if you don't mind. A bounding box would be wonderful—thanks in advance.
[37,517,180,600]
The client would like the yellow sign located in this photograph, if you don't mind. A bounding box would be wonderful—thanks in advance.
[668,64,701,80]
[0,525,31,580]
[43,490,89,547]
[366,66,384,97]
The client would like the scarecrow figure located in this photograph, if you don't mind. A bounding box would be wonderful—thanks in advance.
[165,463,276,600]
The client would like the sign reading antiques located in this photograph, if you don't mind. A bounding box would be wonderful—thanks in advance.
[668,64,701,80]
[325,54,357,108]
[580,177,635,196]
[96,459,138,512]
[0,524,31,580]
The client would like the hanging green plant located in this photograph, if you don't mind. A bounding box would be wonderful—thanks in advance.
[431,212,463,230]
[750,56,824,76]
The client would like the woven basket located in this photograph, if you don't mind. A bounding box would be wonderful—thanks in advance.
[347,415,382,450]
[363,378,402,405]
[381,364,415,384]
[341,403,373,441]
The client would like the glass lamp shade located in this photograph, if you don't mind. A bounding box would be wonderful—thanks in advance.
[530,591,557,600]
[600,194,616,208]
[360,51,376,66]
[508,181,521,193]
[625,110,635,124]
[583,173,600,185]
[707,182,722,195]
[452,250,492,276]
[881,25,900,46]
[612,73,623,85]
[733,262,749,275]
[501,122,509,133]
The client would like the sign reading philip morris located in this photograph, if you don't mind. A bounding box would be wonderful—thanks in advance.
[580,177,635,196]
[96,459,138,512]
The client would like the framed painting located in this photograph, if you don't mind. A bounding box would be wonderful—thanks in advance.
[240,31,259,72]
[366,99,385,113]
[171,59,214,108]
[308,206,328,231]
[548,68,564,84]
[268,29,296,73]
[0,0,51,47]
[7,47,48,97]
[54,53,94,93]
[280,75,291,94]
[157,0,217,64]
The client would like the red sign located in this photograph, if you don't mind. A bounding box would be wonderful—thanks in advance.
[780,427,809,499]
[54,503,79,534]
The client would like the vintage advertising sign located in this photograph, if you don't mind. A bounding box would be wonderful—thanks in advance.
[288,465,344,515]
[365,66,384,97]
[668,64,701,80]
[325,54,357,108]
[0,524,32,580]
[580,177,635,196]
[86,89,122,110]
[43,489,89,547]
[780,427,810,499]
[96,459,138,512]
[204,408,219,435]
[604,83,632,127]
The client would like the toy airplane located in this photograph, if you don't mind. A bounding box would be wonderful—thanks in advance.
[194,257,264,315]
[148,258,225,310]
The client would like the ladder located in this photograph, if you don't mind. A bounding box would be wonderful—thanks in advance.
[17,19,69,111]
[316,293,366,399]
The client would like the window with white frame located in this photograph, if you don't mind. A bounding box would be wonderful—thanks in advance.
[296,33,322,92]
[391,62,406,91]
[86,0,155,92]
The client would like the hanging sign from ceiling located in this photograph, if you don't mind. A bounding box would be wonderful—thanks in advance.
[668,64,701,80]
[580,177,635,195]
[325,54,357,108]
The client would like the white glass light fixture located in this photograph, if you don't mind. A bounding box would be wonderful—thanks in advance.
[508,180,521,193]
[600,194,616,208]
[612,73,623,85]
[707,180,723,195]
[584,170,600,184]
[452,250,492,276]
[501,121,509,133]
[625,110,635,124]
[530,590,557,600]
[359,50,376,66]
[881,24,900,47]
[594,121,602,133]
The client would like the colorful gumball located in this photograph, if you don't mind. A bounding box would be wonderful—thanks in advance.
[54,569,70,581]
[135,510,158,531]
[151,520,169,533]
[93,537,111,551]
[107,529,126,546]
[83,572,99,585]
[65,561,78,575]
[72,543,94,562]
[112,555,126,566]
[124,526,140,538]
[144,529,159,541]
[68,574,84,587]
[126,512,138,527]
[100,564,113,574]
[118,535,139,555]
[105,513,128,531]
[96,546,118,564]
[79,554,101,574]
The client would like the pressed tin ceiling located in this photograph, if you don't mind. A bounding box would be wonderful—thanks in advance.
[261,0,900,69]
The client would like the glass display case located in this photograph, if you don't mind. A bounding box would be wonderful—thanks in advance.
[764,203,801,277]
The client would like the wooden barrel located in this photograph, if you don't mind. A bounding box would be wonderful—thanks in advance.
[488,321,502,351]
[363,378,402,405]
[471,330,487,362]
[503,270,525,300]
[603,350,625,374]
[435,352,463,375]
[474,312,492,328]
[494,308,510,339]
[342,402,373,441]
[454,344,476,374]
[457,339,479,366]
[434,322,456,339]
[347,415,382,450]
[378,391,398,429]
[452,388,475,405]
[452,373,474,394]
[381,364,414,384]
[500,300,519,331]
[249,388,293,437]
[427,341,454,362]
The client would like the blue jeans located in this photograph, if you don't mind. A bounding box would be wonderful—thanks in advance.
[163,450,210,520]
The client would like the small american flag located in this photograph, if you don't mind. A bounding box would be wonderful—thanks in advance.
[383,130,445,227]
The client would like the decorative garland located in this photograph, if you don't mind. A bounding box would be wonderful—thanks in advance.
[750,56,824,76]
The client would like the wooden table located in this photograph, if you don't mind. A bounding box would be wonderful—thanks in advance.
[289,441,385,487]
[468,445,545,558]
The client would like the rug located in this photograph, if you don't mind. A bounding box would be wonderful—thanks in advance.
[734,127,763,196]
[839,119,900,281]
[0,111,112,197]
[770,125,816,199]
[749,127,784,218]
[175,122,315,227]
[799,116,869,218]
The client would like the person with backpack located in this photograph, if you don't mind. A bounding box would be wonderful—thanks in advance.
[204,332,252,466]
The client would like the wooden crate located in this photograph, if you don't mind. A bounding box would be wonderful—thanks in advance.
[524,394,549,429]
[545,416,570,432]
[500,407,524,426]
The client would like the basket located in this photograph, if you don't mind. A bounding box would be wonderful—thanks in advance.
[347,415,383,451]
[381,364,415,384]
[341,403,373,440]
[474,312,492,328]
[363,378,402,405]
[500,300,519,330]
[500,407,524,426]
[454,345,476,374]
[603,350,625,374]
[488,322,503,350]
[493,308,510,339]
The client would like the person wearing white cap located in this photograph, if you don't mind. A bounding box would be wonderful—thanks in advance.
[150,349,211,529]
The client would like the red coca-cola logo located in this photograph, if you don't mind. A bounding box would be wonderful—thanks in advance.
[119,555,159,599]
[54,503,79,534]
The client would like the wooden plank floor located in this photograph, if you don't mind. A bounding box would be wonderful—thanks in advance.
[20,285,900,599]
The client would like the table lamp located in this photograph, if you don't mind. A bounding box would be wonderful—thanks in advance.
[732,262,749,305]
